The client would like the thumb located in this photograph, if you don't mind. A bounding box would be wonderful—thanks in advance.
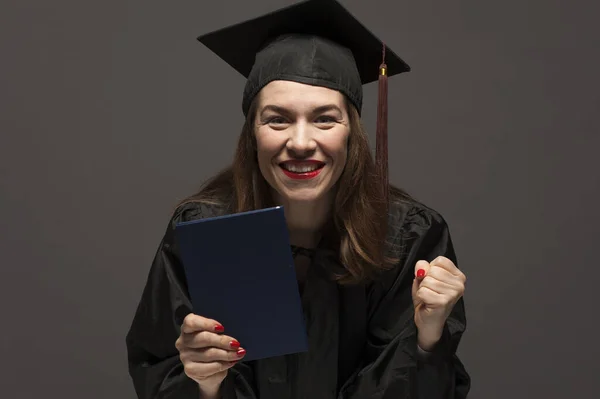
[412,277,419,301]
[412,260,430,300]
[415,260,430,280]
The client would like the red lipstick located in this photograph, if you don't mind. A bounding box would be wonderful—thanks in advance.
[279,160,325,180]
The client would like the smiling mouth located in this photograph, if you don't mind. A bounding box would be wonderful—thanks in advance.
[279,161,325,180]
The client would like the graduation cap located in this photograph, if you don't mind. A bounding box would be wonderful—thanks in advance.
[197,0,410,209]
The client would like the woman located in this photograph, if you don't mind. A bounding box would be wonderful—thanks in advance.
[125,1,470,398]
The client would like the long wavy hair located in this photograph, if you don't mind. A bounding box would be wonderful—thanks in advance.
[177,95,412,284]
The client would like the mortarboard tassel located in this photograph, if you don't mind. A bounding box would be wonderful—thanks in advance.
[376,44,389,217]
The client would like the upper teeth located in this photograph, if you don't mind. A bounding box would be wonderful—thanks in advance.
[284,164,320,173]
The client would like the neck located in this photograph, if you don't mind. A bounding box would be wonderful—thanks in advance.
[275,195,332,249]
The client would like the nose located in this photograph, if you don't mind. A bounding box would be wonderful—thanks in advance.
[286,120,317,156]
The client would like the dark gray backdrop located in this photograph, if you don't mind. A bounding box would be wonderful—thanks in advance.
[1,0,598,398]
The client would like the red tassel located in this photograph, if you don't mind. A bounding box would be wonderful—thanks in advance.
[376,44,389,212]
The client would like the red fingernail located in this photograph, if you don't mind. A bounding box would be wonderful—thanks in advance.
[214,324,224,332]
[230,340,240,349]
[237,349,246,357]
[416,269,425,278]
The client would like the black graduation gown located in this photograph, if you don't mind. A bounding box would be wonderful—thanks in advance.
[125,200,471,398]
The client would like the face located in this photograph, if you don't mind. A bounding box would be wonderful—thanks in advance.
[254,80,350,205]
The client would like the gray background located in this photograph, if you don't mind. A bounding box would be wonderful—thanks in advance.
[1,0,598,398]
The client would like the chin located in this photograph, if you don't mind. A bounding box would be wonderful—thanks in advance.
[278,188,326,204]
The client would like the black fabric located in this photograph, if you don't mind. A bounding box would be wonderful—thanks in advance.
[336,281,367,391]
[242,34,363,116]
[125,199,470,398]
[196,0,410,116]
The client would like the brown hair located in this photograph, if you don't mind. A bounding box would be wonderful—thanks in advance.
[178,96,412,284]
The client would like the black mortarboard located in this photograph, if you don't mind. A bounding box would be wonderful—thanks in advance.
[197,0,411,209]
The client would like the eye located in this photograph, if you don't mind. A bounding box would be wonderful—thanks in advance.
[267,116,288,125]
[315,115,337,124]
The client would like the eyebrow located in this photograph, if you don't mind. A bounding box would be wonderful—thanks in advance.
[260,104,343,117]
[260,105,291,117]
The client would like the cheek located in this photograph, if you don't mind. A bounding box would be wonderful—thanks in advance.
[323,132,349,166]
[254,132,280,169]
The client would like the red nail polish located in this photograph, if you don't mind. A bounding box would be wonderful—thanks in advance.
[214,324,224,332]
[416,269,425,278]
[237,349,246,357]
[230,340,240,349]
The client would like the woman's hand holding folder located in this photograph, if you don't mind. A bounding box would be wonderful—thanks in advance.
[175,313,246,397]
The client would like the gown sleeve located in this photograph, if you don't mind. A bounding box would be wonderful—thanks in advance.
[125,203,258,399]
[337,205,471,399]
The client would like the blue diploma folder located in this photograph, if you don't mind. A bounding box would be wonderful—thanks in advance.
[175,206,308,362]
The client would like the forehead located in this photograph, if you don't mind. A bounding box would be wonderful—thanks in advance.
[257,80,345,109]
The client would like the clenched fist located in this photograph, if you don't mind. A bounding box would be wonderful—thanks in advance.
[175,314,246,396]
[412,256,466,350]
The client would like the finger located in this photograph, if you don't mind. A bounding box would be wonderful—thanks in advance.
[419,275,457,295]
[183,360,236,381]
[183,330,241,351]
[417,285,462,309]
[426,266,466,288]
[415,286,446,307]
[181,314,224,334]
[430,256,464,278]
[181,346,247,363]
[415,260,430,280]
